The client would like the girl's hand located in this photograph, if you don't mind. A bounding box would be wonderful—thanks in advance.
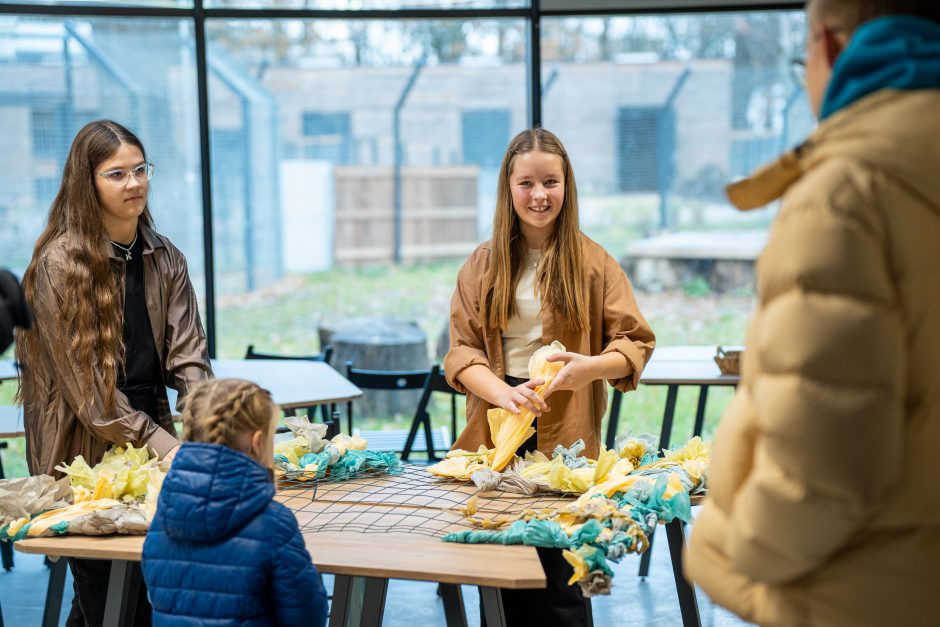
[163,444,181,464]
[542,352,598,396]
[496,378,549,416]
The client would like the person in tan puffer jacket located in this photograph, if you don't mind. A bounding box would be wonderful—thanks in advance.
[685,1,940,625]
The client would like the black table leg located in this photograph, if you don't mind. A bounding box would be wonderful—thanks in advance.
[102,560,140,627]
[440,584,468,627]
[480,587,506,627]
[329,575,388,627]
[657,385,679,452]
[639,384,680,578]
[692,386,709,438]
[0,442,10,573]
[42,557,68,627]
[665,519,702,627]
[0,540,12,572]
[604,389,624,451]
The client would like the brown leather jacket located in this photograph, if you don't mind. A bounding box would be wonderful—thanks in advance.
[22,224,212,476]
[446,233,655,459]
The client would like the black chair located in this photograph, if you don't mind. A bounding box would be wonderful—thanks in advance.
[403,365,464,461]
[244,345,335,434]
[345,362,445,461]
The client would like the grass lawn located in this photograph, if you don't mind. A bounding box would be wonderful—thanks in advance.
[1,261,754,477]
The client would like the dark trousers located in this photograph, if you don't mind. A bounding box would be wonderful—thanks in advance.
[477,377,593,627]
[66,558,151,627]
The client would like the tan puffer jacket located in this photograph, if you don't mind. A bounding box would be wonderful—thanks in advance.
[685,89,940,626]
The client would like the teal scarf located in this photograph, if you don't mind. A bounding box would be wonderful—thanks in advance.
[822,15,940,119]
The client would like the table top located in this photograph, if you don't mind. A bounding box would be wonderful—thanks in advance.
[166,359,362,411]
[2,359,362,434]
[15,530,544,588]
[0,405,24,439]
[15,464,707,588]
[640,346,741,386]
[17,466,547,589]
[213,359,363,409]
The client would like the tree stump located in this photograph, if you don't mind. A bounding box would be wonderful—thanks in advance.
[325,317,430,421]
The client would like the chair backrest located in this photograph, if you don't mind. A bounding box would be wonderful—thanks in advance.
[427,367,460,395]
[243,344,335,434]
[345,362,431,391]
[245,344,333,364]
[401,364,469,461]
[344,361,432,436]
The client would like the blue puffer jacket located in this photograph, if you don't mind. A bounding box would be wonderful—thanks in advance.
[142,443,328,627]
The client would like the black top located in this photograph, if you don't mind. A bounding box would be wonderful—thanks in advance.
[113,232,163,420]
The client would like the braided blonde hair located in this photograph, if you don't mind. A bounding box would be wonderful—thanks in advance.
[182,379,277,450]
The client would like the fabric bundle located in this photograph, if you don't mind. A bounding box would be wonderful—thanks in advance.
[1,443,167,540]
[440,437,708,596]
[273,416,400,480]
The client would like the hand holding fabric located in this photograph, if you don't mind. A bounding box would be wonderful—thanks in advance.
[495,378,548,416]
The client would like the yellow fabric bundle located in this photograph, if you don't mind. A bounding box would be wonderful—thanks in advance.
[56,443,164,506]
[547,460,594,494]
[663,436,710,488]
[488,341,565,471]
[592,448,620,484]
[26,499,123,536]
[330,434,368,456]
[427,446,492,479]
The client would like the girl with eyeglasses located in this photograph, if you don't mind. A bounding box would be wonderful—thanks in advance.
[16,119,212,626]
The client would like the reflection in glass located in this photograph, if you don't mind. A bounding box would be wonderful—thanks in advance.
[4,0,191,7]
[206,18,527,356]
[541,12,813,260]
[205,0,526,9]
[0,17,205,307]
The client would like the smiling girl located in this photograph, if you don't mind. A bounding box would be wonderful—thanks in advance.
[16,119,212,626]
[445,128,655,625]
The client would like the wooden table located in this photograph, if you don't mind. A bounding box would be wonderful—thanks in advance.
[16,467,545,627]
[14,472,710,627]
[16,532,543,627]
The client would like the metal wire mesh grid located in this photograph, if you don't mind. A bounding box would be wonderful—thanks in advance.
[277,463,576,538]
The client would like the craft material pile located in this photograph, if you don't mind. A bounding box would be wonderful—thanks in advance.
[274,415,400,481]
[433,435,708,596]
[426,341,709,596]
[1,443,166,540]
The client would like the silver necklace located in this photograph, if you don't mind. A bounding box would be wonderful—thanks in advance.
[110,231,138,261]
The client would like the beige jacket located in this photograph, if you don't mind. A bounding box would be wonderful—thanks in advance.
[23,224,212,476]
[446,233,655,459]
[686,90,940,626]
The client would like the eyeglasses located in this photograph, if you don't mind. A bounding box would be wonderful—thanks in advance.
[96,162,154,185]
[789,57,807,88]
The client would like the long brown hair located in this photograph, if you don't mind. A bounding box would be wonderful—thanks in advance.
[16,120,154,413]
[182,379,277,451]
[480,128,589,331]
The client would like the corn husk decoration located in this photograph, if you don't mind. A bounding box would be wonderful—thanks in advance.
[488,341,566,471]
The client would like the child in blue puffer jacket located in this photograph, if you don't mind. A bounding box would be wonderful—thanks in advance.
[142,378,328,627]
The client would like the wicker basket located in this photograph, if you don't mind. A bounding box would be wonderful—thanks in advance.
[714,346,743,376]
